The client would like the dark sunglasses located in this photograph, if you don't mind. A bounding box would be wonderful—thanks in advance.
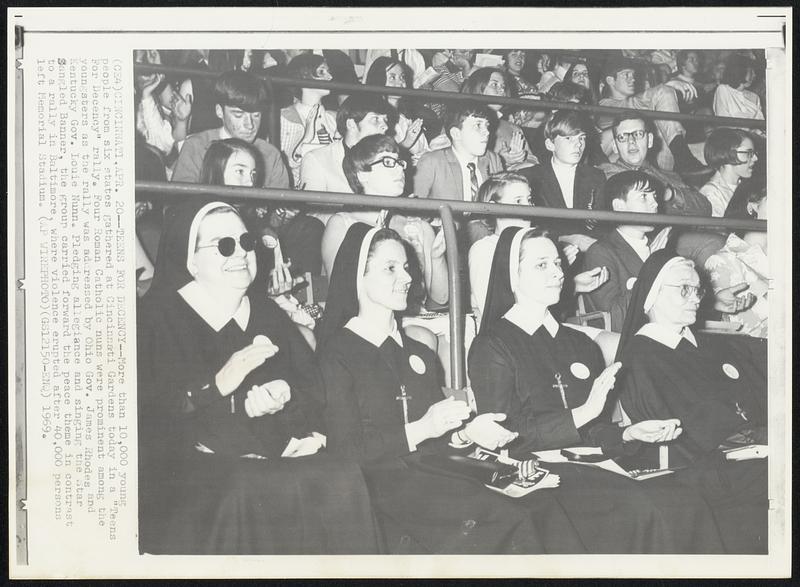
[196,233,257,257]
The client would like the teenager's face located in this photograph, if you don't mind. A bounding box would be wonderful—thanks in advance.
[357,151,406,197]
[191,211,257,292]
[612,118,652,168]
[681,52,700,77]
[743,67,756,89]
[506,50,525,75]
[483,72,508,111]
[452,115,491,157]
[609,68,636,97]
[306,61,333,97]
[361,239,412,312]
[216,105,262,143]
[570,64,591,89]
[731,137,757,179]
[495,182,533,229]
[546,132,586,165]
[516,237,564,307]
[385,64,407,88]
[649,264,702,328]
[612,182,658,232]
[352,112,390,141]
[222,149,257,187]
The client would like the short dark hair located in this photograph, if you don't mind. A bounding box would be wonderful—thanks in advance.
[704,128,753,169]
[603,170,663,210]
[199,138,264,188]
[286,53,326,99]
[336,94,397,137]
[213,70,268,112]
[676,50,703,72]
[546,81,591,105]
[721,53,755,88]
[602,56,637,82]
[610,114,652,137]
[342,135,401,194]
[543,109,589,141]
[443,104,494,141]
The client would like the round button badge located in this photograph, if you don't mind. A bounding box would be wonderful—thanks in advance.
[626,277,637,291]
[570,362,591,380]
[409,354,426,375]
[722,363,740,380]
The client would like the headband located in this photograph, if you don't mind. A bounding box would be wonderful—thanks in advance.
[355,226,381,301]
[508,227,531,295]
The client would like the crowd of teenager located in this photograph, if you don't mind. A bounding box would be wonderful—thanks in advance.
[135,47,770,555]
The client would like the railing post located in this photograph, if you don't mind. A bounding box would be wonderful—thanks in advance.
[438,205,465,391]
[263,76,281,149]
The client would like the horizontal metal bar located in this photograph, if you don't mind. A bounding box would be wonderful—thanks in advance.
[134,63,766,130]
[136,180,767,232]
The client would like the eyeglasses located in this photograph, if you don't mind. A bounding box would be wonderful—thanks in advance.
[735,149,756,161]
[367,156,407,170]
[615,129,647,143]
[662,283,706,300]
[571,71,590,80]
[196,233,257,257]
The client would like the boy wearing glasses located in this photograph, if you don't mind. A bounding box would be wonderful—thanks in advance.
[700,128,759,217]
[172,70,289,189]
[599,115,712,217]
[598,57,705,174]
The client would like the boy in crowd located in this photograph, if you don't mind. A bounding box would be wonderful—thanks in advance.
[172,70,289,188]
[520,110,606,252]
[583,171,669,331]
[599,115,712,217]
[598,57,706,173]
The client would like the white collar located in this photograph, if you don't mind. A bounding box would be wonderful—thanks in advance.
[178,281,251,332]
[636,322,697,349]
[503,305,560,337]
[551,156,577,174]
[345,316,404,348]
[616,227,650,260]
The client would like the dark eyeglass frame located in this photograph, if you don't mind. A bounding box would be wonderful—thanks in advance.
[367,156,408,170]
[734,149,756,161]
[196,233,257,257]
[662,283,706,300]
[615,129,647,143]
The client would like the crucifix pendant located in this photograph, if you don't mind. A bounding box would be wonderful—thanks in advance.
[735,401,749,422]
[395,384,412,425]
[552,373,569,409]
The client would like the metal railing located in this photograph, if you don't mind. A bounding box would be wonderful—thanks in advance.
[136,180,767,389]
[134,63,767,153]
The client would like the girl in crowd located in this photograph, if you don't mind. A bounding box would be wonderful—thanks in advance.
[321,135,448,309]
[502,48,539,97]
[318,223,587,553]
[468,226,727,553]
[458,67,539,170]
[713,53,765,125]
[365,56,432,163]
[564,60,599,105]
[700,128,759,217]
[137,200,378,554]
[617,251,768,553]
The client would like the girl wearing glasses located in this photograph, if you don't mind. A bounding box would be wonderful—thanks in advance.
[137,200,379,554]
[701,128,759,217]
[469,227,725,553]
[617,251,768,553]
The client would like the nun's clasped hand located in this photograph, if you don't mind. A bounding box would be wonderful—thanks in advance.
[215,336,280,396]
[421,396,471,437]
[245,379,291,418]
[463,413,519,451]
[622,419,683,443]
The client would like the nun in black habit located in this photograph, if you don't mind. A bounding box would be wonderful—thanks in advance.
[318,223,586,554]
[616,250,768,553]
[137,200,378,554]
[469,226,725,553]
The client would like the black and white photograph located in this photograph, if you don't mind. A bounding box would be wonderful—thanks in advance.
[9,7,792,579]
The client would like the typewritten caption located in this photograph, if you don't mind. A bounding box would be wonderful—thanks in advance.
[33,56,129,542]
